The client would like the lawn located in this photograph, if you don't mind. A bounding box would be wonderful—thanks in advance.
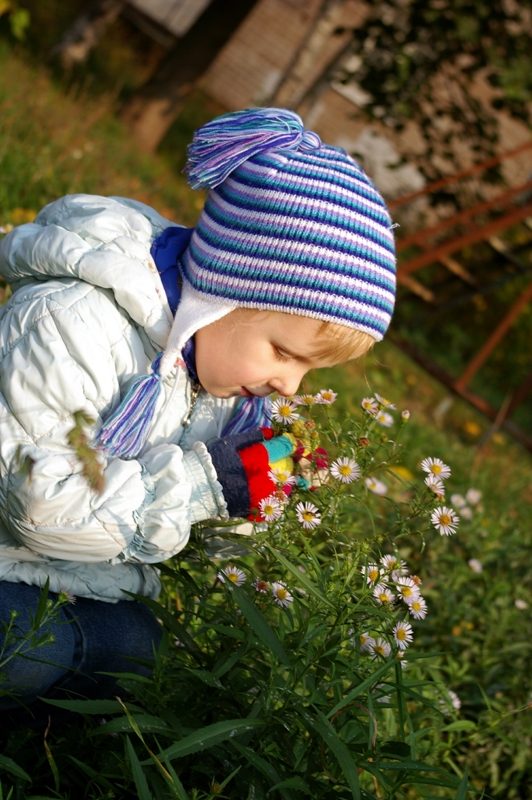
[1,33,532,799]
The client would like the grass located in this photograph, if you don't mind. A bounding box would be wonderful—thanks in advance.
[1,28,532,797]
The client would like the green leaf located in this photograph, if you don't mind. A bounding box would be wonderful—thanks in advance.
[327,658,396,718]
[269,777,309,793]
[68,756,114,790]
[184,667,224,689]
[91,714,177,738]
[0,756,31,782]
[231,586,291,665]
[299,709,361,799]
[454,767,470,800]
[145,718,265,764]
[126,736,154,800]
[42,697,144,714]
[441,721,476,732]
[264,546,334,608]
[231,741,294,800]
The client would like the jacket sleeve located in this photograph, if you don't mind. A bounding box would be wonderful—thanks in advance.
[0,280,228,566]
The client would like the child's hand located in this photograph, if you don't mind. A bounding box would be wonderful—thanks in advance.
[206,428,296,521]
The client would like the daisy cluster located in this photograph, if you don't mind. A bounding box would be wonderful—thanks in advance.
[421,457,461,537]
[217,566,293,608]
[360,392,410,430]
[450,487,483,521]
[270,389,337,426]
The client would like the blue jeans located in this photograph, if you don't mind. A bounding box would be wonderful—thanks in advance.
[0,581,162,726]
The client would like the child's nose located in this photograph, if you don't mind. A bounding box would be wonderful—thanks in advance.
[270,368,305,398]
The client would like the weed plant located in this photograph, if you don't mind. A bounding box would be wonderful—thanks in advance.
[1,393,475,799]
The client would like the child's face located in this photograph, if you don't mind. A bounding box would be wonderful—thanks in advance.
[194,309,338,399]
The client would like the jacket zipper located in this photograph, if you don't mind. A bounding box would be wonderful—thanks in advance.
[181,381,201,428]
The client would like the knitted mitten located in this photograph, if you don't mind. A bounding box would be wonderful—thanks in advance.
[206,428,295,520]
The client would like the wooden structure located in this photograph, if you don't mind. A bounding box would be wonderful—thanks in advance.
[390,142,532,451]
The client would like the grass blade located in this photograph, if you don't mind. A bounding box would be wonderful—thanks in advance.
[455,767,470,799]
[126,736,154,800]
[231,586,291,665]
[299,709,361,799]
[148,719,264,763]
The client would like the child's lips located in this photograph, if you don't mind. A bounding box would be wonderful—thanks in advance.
[241,387,254,398]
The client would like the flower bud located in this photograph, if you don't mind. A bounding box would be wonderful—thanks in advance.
[357,436,371,448]
[402,410,410,421]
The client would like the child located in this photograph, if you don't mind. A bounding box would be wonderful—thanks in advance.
[0,108,396,723]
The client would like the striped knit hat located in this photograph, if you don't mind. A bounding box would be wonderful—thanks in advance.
[160,108,396,377]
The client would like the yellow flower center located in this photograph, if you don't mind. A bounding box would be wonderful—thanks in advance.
[302,395,315,404]
[401,587,413,598]
[279,405,292,417]
[439,514,452,526]
[378,592,390,603]
[368,569,379,581]
[375,645,386,655]
[431,464,442,475]
[302,511,315,522]
[396,628,407,641]
[276,588,288,601]
[411,601,421,612]
[263,504,275,515]
[339,464,352,476]
[228,573,239,583]
[322,392,332,401]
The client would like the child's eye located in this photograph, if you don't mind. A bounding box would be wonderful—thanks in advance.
[274,347,292,362]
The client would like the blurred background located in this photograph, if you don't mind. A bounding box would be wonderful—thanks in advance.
[2,2,532,793]
[2,0,532,446]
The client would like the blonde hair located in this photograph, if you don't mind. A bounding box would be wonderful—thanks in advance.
[313,321,375,363]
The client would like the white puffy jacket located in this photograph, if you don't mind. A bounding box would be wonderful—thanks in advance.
[0,195,239,602]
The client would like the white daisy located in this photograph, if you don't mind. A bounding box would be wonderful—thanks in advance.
[425,474,445,496]
[362,563,382,584]
[407,595,427,619]
[380,554,405,572]
[365,476,387,495]
[361,397,378,415]
[439,690,461,714]
[373,584,395,605]
[218,566,246,586]
[431,506,459,536]
[316,388,338,405]
[371,637,391,659]
[295,393,318,406]
[268,469,297,488]
[330,457,360,484]
[295,501,321,529]
[460,506,473,520]
[466,488,482,505]
[515,599,528,610]
[375,393,396,409]
[271,398,299,425]
[271,582,293,608]
[393,621,414,650]
[376,410,394,427]
[253,579,270,593]
[450,493,466,508]
[401,409,410,421]
[395,577,420,603]
[258,495,283,523]
[468,558,483,573]
[358,632,376,652]
[421,457,451,480]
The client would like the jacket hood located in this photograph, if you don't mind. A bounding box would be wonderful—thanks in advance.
[0,194,175,348]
